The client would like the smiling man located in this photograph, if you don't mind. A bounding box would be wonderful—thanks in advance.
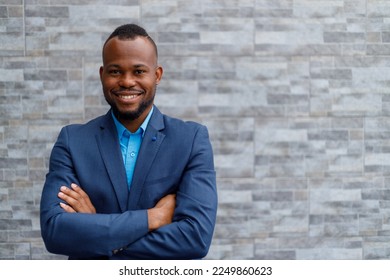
[40,24,218,260]
[101,30,161,132]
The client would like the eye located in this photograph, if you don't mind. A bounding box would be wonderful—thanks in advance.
[108,69,121,75]
[134,69,146,75]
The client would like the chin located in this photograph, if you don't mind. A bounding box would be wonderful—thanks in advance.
[115,107,144,121]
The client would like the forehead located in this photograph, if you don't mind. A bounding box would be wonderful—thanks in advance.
[102,36,157,66]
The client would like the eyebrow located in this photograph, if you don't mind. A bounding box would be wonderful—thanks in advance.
[105,63,149,69]
[134,64,149,68]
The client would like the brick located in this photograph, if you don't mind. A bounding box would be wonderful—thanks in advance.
[2,0,390,261]
[25,6,69,18]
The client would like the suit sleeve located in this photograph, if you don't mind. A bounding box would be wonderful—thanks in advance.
[40,126,149,258]
[117,125,218,259]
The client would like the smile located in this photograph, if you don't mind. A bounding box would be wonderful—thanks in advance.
[118,94,139,100]
[112,90,144,101]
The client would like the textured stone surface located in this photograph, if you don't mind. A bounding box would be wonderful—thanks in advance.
[2,0,390,260]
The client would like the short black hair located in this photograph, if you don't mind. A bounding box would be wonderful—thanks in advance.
[103,23,158,57]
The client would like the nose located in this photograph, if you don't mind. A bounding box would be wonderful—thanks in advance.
[119,72,136,88]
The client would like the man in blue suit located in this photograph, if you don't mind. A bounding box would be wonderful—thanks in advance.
[40,24,218,259]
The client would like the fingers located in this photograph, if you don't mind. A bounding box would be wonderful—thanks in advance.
[58,183,96,214]
[59,202,76,213]
[58,185,81,208]
[60,183,85,200]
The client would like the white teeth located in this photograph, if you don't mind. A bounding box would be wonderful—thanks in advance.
[119,95,137,100]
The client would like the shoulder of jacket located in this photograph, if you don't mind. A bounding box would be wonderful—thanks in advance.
[62,114,107,133]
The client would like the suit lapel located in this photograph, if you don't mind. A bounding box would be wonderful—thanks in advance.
[95,111,128,212]
[127,107,166,209]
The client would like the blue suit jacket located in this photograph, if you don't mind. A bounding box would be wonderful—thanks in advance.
[40,106,218,259]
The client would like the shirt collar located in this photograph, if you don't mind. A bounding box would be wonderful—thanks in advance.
[111,106,154,139]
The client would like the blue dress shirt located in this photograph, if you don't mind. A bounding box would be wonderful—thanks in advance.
[111,107,154,189]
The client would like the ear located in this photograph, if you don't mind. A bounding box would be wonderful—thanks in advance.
[99,66,104,81]
[155,65,163,85]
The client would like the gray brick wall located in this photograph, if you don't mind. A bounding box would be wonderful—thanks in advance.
[1,0,390,259]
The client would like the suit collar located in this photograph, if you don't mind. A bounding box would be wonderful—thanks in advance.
[127,106,166,209]
[95,111,128,212]
[96,107,166,211]
[147,105,165,132]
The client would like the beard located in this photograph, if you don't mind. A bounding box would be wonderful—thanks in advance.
[106,92,155,121]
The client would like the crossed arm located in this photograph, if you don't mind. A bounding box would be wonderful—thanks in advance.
[42,124,217,259]
[58,183,175,231]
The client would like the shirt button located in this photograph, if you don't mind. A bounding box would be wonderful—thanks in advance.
[130,152,136,157]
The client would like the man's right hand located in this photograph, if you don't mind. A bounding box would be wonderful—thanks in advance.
[147,194,176,231]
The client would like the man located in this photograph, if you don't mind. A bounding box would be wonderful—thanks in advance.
[40,24,218,259]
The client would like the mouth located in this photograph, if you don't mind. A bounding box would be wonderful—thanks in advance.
[117,94,139,100]
[112,90,144,101]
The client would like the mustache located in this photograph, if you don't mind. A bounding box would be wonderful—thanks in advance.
[112,88,144,95]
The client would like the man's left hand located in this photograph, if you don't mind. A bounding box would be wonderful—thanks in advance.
[58,183,96,214]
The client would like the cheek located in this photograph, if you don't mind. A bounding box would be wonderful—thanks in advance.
[144,77,157,90]
[101,77,116,90]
